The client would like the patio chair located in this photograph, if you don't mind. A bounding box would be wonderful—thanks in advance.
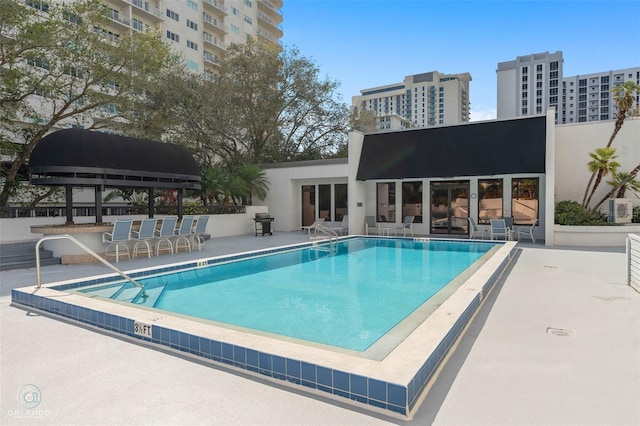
[467,217,486,239]
[155,216,178,255]
[102,219,133,262]
[490,218,510,241]
[331,214,348,235]
[305,217,325,237]
[131,218,157,258]
[395,216,415,237]
[364,215,379,235]
[192,215,210,251]
[516,219,538,243]
[174,216,195,253]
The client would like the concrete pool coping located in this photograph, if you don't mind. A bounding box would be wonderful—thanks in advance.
[9,236,517,418]
[2,233,638,425]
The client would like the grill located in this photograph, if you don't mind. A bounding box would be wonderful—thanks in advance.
[253,212,274,236]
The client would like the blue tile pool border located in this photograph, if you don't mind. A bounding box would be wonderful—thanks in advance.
[11,237,514,418]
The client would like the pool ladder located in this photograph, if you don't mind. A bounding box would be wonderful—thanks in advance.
[308,224,339,257]
[35,234,148,298]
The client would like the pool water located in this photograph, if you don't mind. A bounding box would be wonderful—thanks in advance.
[79,238,496,351]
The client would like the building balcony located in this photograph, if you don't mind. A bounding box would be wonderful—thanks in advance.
[107,11,133,30]
[203,0,228,17]
[258,0,283,24]
[203,52,220,66]
[203,33,226,52]
[202,13,227,35]
[257,12,283,37]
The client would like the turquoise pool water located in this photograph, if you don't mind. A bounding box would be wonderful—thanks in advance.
[79,238,496,351]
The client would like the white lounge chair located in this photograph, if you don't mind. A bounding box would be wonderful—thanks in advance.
[155,216,178,255]
[490,219,510,241]
[516,219,538,243]
[467,217,486,239]
[364,215,379,235]
[305,218,325,237]
[132,218,157,258]
[174,216,195,253]
[192,215,210,251]
[103,219,133,262]
[331,214,348,235]
[395,216,415,237]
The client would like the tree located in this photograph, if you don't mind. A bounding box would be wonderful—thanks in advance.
[581,81,640,210]
[593,164,640,211]
[606,81,640,148]
[0,0,182,206]
[236,164,269,205]
[606,172,640,199]
[581,147,620,209]
[168,39,349,168]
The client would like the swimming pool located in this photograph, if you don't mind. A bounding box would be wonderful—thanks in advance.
[77,238,495,354]
[12,236,517,418]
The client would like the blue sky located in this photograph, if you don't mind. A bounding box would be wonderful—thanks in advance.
[281,0,640,121]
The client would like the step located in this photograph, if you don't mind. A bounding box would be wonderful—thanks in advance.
[0,256,61,271]
[0,250,54,263]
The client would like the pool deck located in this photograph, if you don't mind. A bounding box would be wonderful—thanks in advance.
[1,233,639,425]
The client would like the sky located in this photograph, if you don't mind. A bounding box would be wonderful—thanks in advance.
[280,0,640,121]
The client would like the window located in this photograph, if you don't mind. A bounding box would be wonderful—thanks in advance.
[478,179,503,224]
[187,40,198,50]
[166,9,179,21]
[402,182,423,223]
[318,184,331,220]
[132,18,143,31]
[166,31,179,42]
[27,1,49,11]
[230,24,239,34]
[550,61,558,71]
[186,19,198,30]
[186,60,198,71]
[186,0,198,10]
[536,64,543,72]
[334,184,348,221]
[231,6,239,15]
[301,186,316,227]
[512,178,539,225]
[377,183,395,222]
[522,66,528,74]
[244,0,252,6]
[244,16,252,24]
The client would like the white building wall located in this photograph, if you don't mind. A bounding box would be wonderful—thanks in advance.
[497,67,517,119]
[555,118,640,205]
[260,160,349,232]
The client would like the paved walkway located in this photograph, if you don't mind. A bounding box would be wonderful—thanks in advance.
[1,233,638,425]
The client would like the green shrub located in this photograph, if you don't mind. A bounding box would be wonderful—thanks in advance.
[555,200,609,225]
[633,206,640,223]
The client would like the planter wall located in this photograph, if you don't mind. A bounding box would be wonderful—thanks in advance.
[554,224,640,247]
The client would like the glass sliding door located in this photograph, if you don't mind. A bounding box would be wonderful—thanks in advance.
[430,181,470,235]
[402,181,423,223]
[376,182,396,223]
[301,185,316,227]
[334,183,347,221]
[318,184,331,220]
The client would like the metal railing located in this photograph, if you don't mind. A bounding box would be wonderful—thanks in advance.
[0,205,247,218]
[35,235,147,298]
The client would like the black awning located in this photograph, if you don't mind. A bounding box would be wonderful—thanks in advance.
[356,116,547,180]
[29,129,200,189]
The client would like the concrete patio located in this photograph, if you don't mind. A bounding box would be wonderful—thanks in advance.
[1,233,638,425]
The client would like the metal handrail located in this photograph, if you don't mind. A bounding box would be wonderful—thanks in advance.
[35,235,148,298]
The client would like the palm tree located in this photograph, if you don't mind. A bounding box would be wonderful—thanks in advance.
[606,81,640,148]
[582,147,621,209]
[593,165,640,211]
[236,164,269,206]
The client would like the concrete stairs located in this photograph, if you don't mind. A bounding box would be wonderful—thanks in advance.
[0,241,61,271]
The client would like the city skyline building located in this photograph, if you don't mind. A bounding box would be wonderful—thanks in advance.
[497,51,639,124]
[351,71,472,131]
[100,0,283,79]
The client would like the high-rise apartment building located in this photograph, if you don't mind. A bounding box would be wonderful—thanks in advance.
[497,51,640,124]
[563,68,640,124]
[496,51,564,123]
[352,71,472,130]
[101,0,283,78]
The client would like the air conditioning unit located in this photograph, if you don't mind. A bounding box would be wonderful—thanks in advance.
[608,198,633,224]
